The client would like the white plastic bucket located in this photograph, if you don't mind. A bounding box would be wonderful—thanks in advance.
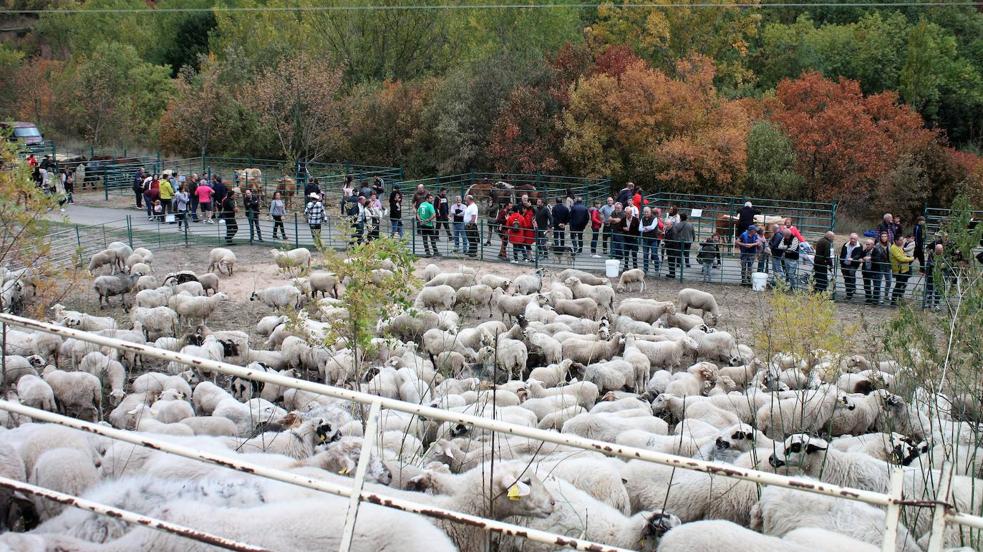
[605,259,620,278]
[751,272,768,291]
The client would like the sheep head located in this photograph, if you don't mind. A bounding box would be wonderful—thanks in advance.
[492,466,554,519]
[769,434,828,469]
[642,510,681,540]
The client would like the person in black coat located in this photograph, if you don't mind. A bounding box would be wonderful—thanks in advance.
[568,197,589,255]
[736,201,757,237]
[435,188,450,241]
[839,233,864,300]
[813,231,834,293]
[551,197,570,250]
[533,198,552,258]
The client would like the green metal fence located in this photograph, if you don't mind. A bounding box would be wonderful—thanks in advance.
[645,192,837,247]
[923,206,983,241]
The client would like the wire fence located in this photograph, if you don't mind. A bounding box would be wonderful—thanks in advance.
[0,314,980,552]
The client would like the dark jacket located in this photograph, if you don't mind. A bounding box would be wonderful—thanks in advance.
[213,182,228,204]
[244,195,261,216]
[839,242,864,269]
[569,202,589,231]
[737,206,757,230]
[697,241,720,263]
[552,203,570,227]
[616,187,632,206]
[436,194,449,220]
[871,242,890,269]
[674,221,695,243]
[304,182,320,198]
[389,192,402,219]
[619,216,640,240]
[769,232,785,256]
[814,236,833,267]
[221,196,236,219]
[534,205,552,230]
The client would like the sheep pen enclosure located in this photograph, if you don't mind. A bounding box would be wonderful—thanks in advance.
[2,229,983,551]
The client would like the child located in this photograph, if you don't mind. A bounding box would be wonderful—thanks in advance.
[270,191,287,240]
[174,184,190,230]
[151,199,164,223]
[697,233,721,283]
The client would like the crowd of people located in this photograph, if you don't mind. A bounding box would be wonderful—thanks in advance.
[118,169,975,308]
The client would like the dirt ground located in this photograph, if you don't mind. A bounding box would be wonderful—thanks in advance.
[57,243,896,351]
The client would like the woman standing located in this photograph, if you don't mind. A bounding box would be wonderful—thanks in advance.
[506,205,532,262]
[173,184,190,230]
[619,206,641,271]
[221,190,238,244]
[270,191,288,240]
[389,189,404,238]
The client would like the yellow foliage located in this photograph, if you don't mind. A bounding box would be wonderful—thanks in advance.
[754,287,857,373]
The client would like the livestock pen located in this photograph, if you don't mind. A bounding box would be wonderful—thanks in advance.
[0,313,981,552]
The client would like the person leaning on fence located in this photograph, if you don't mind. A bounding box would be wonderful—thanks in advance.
[913,216,926,272]
[778,229,801,290]
[768,224,785,284]
[450,195,466,253]
[619,206,640,271]
[270,191,287,240]
[736,225,760,287]
[839,233,864,301]
[813,231,835,293]
[305,193,325,249]
[389,188,403,238]
[697,233,721,283]
[599,197,615,255]
[244,189,264,243]
[589,201,604,258]
[889,234,914,306]
[639,206,661,275]
[607,203,625,263]
[221,190,238,244]
[174,184,190,231]
[494,201,512,259]
[464,195,479,258]
[868,232,892,305]
[417,193,439,257]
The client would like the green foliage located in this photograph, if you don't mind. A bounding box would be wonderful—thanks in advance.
[744,120,804,199]
[319,238,416,368]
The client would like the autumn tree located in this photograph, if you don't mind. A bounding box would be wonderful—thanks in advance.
[744,120,805,200]
[160,56,237,157]
[765,72,938,212]
[241,53,345,166]
[562,55,749,194]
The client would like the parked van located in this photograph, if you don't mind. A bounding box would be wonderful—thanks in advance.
[0,121,44,145]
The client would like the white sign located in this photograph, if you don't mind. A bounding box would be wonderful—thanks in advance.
[690,209,703,218]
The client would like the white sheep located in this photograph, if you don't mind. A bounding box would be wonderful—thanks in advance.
[207,247,237,276]
[173,280,205,296]
[29,448,99,521]
[304,271,338,298]
[512,268,544,295]
[170,292,229,326]
[677,288,720,326]
[616,298,675,324]
[562,411,668,442]
[250,285,303,310]
[527,359,574,388]
[425,272,477,289]
[756,385,848,439]
[271,247,312,273]
[565,276,615,313]
[130,306,178,340]
[828,389,900,436]
[553,297,599,319]
[134,274,159,292]
[93,273,141,309]
[657,520,877,552]
[134,287,174,308]
[628,335,699,370]
[128,262,152,276]
[478,274,511,290]
[454,284,495,317]
[556,268,609,286]
[234,416,338,459]
[616,268,646,292]
[15,375,56,411]
[561,334,624,365]
[78,351,126,405]
[414,284,456,311]
[86,249,119,275]
[41,368,102,421]
[131,372,192,398]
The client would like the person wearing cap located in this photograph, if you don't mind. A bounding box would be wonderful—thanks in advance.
[736,225,760,287]
[737,201,757,239]
[417,193,439,257]
[305,192,325,249]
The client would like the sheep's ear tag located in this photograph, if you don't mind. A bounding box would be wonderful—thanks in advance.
[508,482,530,501]
[338,465,350,475]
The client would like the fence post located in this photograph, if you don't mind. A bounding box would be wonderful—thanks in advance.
[478,221,484,261]
[411,220,417,256]
[75,225,81,248]
[156,219,161,249]
[882,467,904,552]
[294,213,300,249]
[101,224,107,248]
[338,400,381,552]
[926,464,953,552]
[183,217,189,247]
[103,177,109,201]
[126,216,133,248]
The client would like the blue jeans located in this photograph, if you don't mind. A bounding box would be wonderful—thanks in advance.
[783,258,799,290]
[771,256,785,283]
[390,218,403,238]
[590,228,600,254]
[642,237,660,274]
[189,196,199,221]
[621,236,638,270]
[740,254,755,284]
[536,229,548,256]
[701,260,713,282]
[610,234,622,261]
[452,221,465,251]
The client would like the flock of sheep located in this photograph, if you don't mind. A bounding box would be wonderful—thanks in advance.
[0,241,980,552]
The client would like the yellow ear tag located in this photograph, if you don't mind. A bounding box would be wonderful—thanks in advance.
[339,466,350,475]
[507,484,522,501]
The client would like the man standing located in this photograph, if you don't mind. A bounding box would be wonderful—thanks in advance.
[736,201,757,238]
[664,219,680,279]
[132,168,145,209]
[913,216,926,272]
[389,188,403,238]
[600,197,615,255]
[412,184,428,209]
[839,233,863,300]
[450,195,466,253]
[187,174,200,223]
[417,193,439,257]
[221,189,238,244]
[436,188,450,242]
[889,235,914,306]
[735,225,760,286]
[158,175,174,216]
[569,197,589,256]
[877,213,895,243]
[861,238,876,304]
[244,189,264,243]
[870,232,892,305]
[619,205,641,271]
[589,201,604,258]
[304,192,325,249]
[813,231,834,293]
[551,197,570,251]
[639,206,662,275]
[463,195,479,258]
[923,243,944,309]
[675,213,696,270]
[494,201,512,259]
[533,198,551,259]
[768,224,785,284]
[607,203,625,264]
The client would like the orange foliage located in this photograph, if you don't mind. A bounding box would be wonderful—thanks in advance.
[12,59,62,129]
[562,55,749,193]
[765,72,939,207]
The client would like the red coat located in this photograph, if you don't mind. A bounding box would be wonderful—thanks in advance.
[506,212,533,245]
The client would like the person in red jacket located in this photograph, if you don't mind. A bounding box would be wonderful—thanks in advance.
[589,201,604,257]
[506,205,532,262]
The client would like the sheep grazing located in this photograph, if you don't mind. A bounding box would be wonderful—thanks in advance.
[51,304,117,331]
[197,272,220,296]
[305,271,339,298]
[553,297,599,319]
[565,276,615,314]
[556,268,609,286]
[454,284,494,317]
[207,247,237,276]
[616,268,645,292]
[250,285,303,311]
[41,368,102,421]
[92,273,141,310]
[16,374,56,411]
[677,288,720,326]
[425,272,477,290]
[616,298,675,324]
[130,306,178,341]
[513,268,544,295]
[478,274,511,291]
[86,249,120,275]
[169,292,229,326]
[271,248,312,273]
[414,285,456,312]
